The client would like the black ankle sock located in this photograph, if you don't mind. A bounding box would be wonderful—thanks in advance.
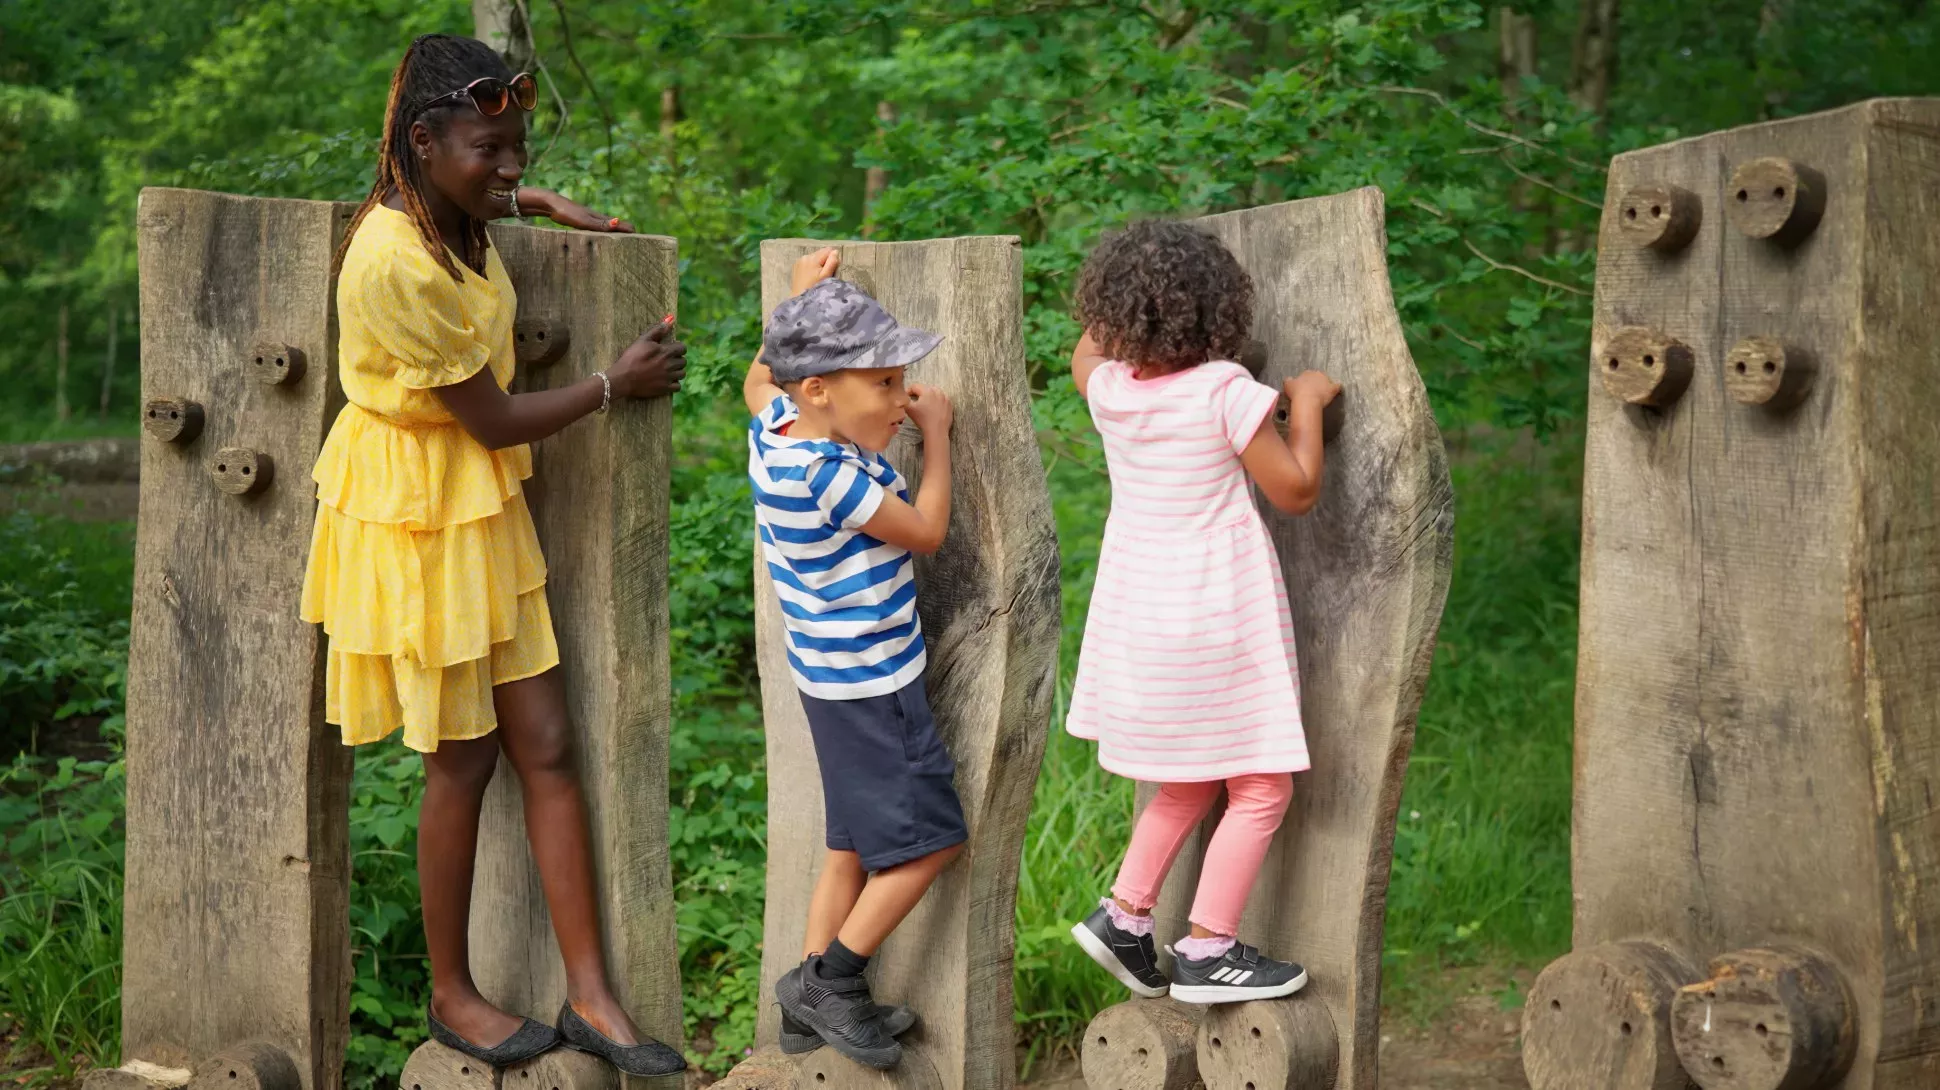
[818,938,870,979]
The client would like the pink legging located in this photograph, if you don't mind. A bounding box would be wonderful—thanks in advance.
[1110,774,1294,937]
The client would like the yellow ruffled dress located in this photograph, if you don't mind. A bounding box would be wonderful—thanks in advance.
[300,204,558,752]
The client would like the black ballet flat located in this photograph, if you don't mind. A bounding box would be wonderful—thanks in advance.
[426,1008,561,1066]
[556,1002,687,1077]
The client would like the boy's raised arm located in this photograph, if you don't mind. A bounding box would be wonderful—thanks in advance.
[745,247,846,416]
[743,353,784,417]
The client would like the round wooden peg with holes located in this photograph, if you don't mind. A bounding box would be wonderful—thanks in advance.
[794,1045,939,1090]
[1670,946,1855,1090]
[1617,184,1702,252]
[398,1040,497,1090]
[208,448,273,496]
[184,1042,299,1090]
[1725,336,1814,410]
[1082,998,1204,1090]
[246,340,306,386]
[1596,327,1695,408]
[710,1048,800,1090]
[1725,158,1827,247]
[1522,941,1697,1090]
[1196,998,1339,1090]
[513,318,571,368]
[141,397,204,444]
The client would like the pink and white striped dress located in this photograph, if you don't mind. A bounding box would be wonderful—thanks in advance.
[1065,359,1310,783]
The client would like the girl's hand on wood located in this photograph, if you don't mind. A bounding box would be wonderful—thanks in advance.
[1285,370,1341,407]
[905,383,953,437]
[610,319,686,399]
[521,187,635,233]
[791,247,840,294]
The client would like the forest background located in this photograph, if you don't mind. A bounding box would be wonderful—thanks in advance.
[3,0,1937,1085]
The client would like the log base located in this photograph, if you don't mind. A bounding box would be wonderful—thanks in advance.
[1195,997,1338,1090]
[1521,941,1697,1090]
[793,1045,940,1090]
[1080,998,1204,1090]
[185,1042,299,1090]
[1670,946,1856,1090]
[398,1040,635,1090]
[712,1048,800,1090]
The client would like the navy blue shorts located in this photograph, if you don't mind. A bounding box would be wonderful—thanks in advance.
[798,674,969,872]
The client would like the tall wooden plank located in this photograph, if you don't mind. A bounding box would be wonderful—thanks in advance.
[740,236,1061,1090]
[1118,190,1452,1090]
[1527,98,1940,1090]
[125,188,354,1089]
[463,226,685,1054]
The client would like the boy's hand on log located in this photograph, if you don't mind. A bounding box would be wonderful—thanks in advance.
[1285,370,1341,407]
[791,247,841,294]
[518,187,635,233]
[610,319,687,399]
[905,384,953,438]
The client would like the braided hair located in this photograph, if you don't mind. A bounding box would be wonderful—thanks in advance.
[336,34,514,281]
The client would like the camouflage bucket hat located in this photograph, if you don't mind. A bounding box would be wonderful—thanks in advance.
[762,278,942,384]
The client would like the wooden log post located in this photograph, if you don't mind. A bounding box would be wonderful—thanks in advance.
[718,236,1061,1090]
[461,226,685,1072]
[1080,999,1204,1090]
[1529,97,1940,1090]
[125,188,356,1090]
[1083,189,1454,1090]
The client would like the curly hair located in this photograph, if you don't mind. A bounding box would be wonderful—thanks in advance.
[334,34,514,281]
[1073,219,1255,373]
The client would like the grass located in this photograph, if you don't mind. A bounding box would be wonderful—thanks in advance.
[0,425,1583,1084]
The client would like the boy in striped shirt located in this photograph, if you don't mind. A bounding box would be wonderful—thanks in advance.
[742,248,964,1070]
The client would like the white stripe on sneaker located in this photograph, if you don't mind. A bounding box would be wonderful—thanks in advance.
[1234,970,1252,984]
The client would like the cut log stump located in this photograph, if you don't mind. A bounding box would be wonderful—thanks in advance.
[1080,998,1203,1090]
[1522,941,1696,1090]
[1196,999,1338,1090]
[1670,947,1856,1090]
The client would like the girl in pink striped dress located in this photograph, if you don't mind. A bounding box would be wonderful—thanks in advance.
[1064,220,1340,1004]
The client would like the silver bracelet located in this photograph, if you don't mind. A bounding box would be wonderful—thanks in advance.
[508,186,521,218]
[595,370,612,414]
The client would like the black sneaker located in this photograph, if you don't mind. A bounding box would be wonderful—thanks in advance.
[1070,903,1170,998]
[778,1003,917,1055]
[1166,941,1308,1004]
[774,959,902,1069]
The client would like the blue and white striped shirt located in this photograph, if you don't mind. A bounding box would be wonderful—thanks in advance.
[749,395,926,699]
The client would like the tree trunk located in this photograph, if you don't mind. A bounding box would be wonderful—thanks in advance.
[1499,7,1538,98]
[1569,0,1621,119]
[862,100,897,239]
[99,304,117,420]
[472,0,534,75]
[660,85,681,146]
[54,302,70,423]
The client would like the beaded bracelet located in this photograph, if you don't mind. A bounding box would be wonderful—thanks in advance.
[595,371,612,414]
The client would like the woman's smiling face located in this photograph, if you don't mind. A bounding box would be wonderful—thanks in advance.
[413,105,527,223]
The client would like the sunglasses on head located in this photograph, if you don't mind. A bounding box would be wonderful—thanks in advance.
[421,72,538,118]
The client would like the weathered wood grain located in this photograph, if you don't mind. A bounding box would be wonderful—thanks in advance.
[1522,941,1696,1090]
[1671,946,1856,1090]
[1081,998,1204,1090]
[1196,998,1338,1090]
[733,236,1060,1090]
[184,1042,301,1090]
[125,188,354,1090]
[464,225,685,1054]
[1101,190,1452,1090]
[1559,97,1940,1090]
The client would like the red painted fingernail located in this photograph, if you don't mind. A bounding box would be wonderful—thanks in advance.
[663,314,675,324]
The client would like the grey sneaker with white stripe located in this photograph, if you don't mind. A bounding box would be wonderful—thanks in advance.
[1166,941,1308,1004]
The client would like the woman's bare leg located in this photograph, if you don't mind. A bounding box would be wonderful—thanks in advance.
[420,733,524,1045]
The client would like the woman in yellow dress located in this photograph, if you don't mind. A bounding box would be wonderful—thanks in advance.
[300,34,685,1076]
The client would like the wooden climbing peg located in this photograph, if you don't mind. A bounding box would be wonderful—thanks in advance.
[183,1042,299,1090]
[141,397,204,444]
[246,340,306,386]
[1196,999,1340,1090]
[1522,941,1697,1090]
[1669,947,1856,1090]
[1617,184,1702,252]
[1724,158,1827,247]
[512,318,570,367]
[795,1047,940,1090]
[1724,336,1815,410]
[1595,326,1695,408]
[208,448,272,496]
[1081,998,1205,1090]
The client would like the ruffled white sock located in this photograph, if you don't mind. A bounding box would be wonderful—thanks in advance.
[1101,896,1155,936]
[1173,934,1236,961]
